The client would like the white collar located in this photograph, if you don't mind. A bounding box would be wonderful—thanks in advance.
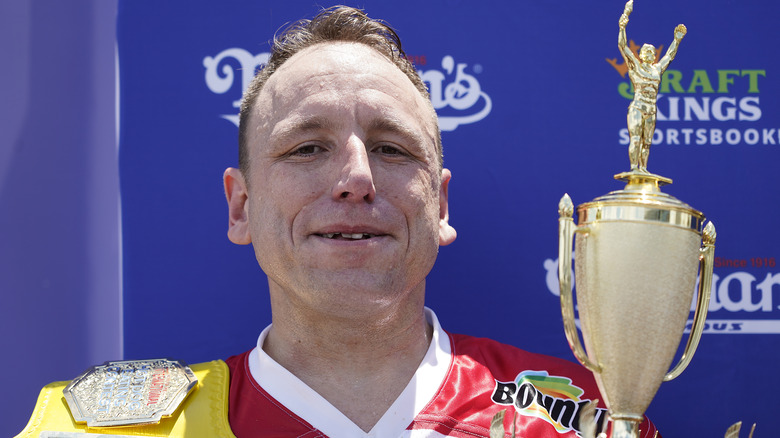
[248,308,452,438]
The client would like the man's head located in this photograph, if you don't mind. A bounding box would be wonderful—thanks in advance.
[223,6,456,319]
[238,6,442,175]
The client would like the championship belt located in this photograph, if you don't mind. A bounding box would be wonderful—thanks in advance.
[15,359,235,438]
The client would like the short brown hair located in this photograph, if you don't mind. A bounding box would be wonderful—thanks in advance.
[237,5,441,173]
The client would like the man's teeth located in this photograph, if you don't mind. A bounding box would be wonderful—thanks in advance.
[321,233,375,239]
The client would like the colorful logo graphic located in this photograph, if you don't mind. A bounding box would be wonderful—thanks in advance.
[492,370,607,436]
[203,49,491,132]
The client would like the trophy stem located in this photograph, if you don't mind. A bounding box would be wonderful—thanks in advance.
[610,417,641,438]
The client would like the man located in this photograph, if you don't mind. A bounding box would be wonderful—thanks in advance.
[222,5,456,434]
[619,0,686,172]
[17,6,658,438]
[221,6,657,438]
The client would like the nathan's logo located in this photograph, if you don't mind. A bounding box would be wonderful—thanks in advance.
[607,40,771,146]
[203,48,270,127]
[543,254,780,334]
[203,49,492,132]
[492,370,607,436]
[418,56,492,131]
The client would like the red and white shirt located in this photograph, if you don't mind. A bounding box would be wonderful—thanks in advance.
[225,309,659,437]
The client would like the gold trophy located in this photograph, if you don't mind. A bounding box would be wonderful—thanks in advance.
[556,1,716,437]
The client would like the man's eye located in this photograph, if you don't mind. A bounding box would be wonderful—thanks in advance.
[291,144,322,156]
[376,144,404,156]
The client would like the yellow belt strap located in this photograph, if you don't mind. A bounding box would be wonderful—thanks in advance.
[15,360,236,438]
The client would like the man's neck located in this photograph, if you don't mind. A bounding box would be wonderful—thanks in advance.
[263,290,432,432]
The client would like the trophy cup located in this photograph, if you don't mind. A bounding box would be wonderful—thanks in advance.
[557,2,716,437]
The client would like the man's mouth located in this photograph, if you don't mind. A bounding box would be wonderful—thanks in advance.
[319,233,377,240]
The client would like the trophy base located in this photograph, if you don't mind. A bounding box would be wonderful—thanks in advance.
[614,170,672,189]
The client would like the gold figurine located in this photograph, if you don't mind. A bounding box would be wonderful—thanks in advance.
[619,0,686,172]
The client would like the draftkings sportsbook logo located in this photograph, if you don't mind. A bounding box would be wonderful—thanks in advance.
[203,48,491,132]
[492,370,607,437]
[608,39,771,146]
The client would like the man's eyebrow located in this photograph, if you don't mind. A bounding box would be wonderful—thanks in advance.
[367,117,425,146]
[271,115,428,149]
[272,116,338,143]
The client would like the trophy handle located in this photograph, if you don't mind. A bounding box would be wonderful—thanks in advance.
[663,221,717,381]
[558,194,601,373]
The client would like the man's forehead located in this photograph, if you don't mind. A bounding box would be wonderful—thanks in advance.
[279,42,390,75]
[250,42,436,139]
[264,42,402,96]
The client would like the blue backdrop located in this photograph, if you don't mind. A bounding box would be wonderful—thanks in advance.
[2,1,120,437]
[5,1,779,437]
[117,1,780,436]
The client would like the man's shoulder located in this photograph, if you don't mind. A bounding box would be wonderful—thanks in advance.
[223,348,319,437]
[224,349,256,396]
[225,350,252,372]
[448,332,595,382]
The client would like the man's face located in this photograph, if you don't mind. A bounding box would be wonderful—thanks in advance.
[224,43,456,316]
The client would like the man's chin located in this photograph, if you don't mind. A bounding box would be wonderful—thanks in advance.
[305,274,419,306]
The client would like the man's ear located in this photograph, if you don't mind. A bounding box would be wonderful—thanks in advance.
[223,167,252,245]
[438,168,457,246]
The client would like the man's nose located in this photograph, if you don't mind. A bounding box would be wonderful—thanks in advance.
[332,136,376,203]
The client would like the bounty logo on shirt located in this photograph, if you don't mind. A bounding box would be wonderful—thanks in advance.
[492,370,607,436]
